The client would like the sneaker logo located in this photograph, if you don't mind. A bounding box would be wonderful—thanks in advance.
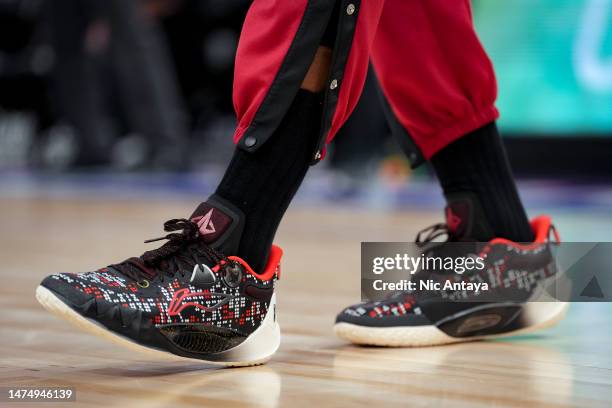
[456,314,502,335]
[167,288,232,317]
[446,207,463,233]
[192,209,216,236]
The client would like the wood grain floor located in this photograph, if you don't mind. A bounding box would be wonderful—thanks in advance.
[1,197,611,407]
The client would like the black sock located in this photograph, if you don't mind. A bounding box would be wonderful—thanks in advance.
[214,89,323,271]
[430,122,534,242]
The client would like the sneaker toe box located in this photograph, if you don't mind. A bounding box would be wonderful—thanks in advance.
[40,273,95,308]
[335,304,432,327]
[40,273,150,333]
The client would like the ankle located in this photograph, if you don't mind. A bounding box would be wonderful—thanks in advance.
[431,122,534,242]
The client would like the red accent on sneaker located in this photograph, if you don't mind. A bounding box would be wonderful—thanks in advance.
[211,245,283,281]
[167,288,226,317]
[445,200,471,237]
[446,207,463,233]
[488,215,559,249]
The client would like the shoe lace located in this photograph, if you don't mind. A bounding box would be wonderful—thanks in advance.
[414,222,482,278]
[375,223,451,301]
[113,218,232,283]
[415,223,449,245]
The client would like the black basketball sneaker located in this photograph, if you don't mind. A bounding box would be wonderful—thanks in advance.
[36,195,281,366]
[335,198,568,347]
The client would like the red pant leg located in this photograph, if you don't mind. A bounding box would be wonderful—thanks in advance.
[232,1,385,161]
[371,0,499,159]
[233,0,310,146]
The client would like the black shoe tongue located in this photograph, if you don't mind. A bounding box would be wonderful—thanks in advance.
[444,193,494,241]
[189,195,245,254]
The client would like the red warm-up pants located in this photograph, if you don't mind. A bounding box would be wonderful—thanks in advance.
[232,0,499,162]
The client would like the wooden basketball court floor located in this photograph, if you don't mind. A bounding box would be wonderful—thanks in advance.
[1,196,612,407]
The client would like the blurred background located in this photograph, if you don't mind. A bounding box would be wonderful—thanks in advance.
[1,0,612,211]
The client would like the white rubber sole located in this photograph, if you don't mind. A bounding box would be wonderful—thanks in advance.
[334,302,568,347]
[35,285,281,367]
